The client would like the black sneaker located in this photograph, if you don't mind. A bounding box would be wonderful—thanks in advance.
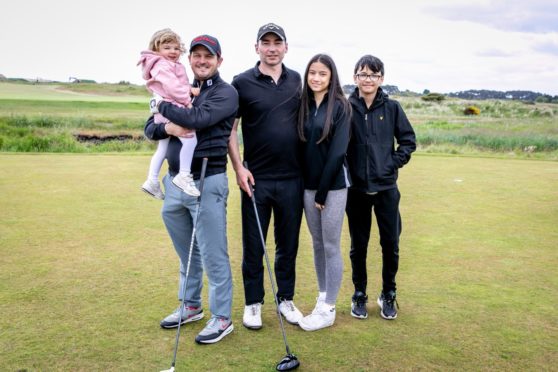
[351,291,368,319]
[377,291,398,320]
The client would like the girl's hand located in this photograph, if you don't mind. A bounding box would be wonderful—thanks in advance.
[315,202,325,211]
[190,87,200,97]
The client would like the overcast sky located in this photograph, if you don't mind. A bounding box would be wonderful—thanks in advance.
[2,0,557,94]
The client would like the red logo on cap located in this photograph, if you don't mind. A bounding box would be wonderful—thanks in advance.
[193,35,216,45]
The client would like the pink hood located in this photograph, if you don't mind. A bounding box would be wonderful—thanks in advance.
[137,50,164,80]
[137,50,191,106]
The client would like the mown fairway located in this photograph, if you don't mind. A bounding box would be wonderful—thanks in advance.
[1,154,556,371]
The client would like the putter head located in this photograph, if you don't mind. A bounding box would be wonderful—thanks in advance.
[276,353,300,371]
[160,367,175,372]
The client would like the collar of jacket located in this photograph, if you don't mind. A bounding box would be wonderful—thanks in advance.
[349,87,387,113]
[192,72,222,90]
[310,92,330,109]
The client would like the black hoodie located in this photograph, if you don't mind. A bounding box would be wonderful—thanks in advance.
[347,87,416,193]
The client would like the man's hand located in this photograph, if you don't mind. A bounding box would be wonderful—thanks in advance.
[235,165,255,197]
[149,93,163,114]
[164,122,195,138]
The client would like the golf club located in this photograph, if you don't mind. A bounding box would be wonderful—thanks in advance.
[244,162,300,371]
[161,157,208,372]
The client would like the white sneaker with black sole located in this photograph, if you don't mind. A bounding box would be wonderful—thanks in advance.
[243,303,262,330]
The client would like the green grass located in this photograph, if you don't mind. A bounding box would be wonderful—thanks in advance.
[0,81,149,102]
[1,154,556,371]
[1,82,558,158]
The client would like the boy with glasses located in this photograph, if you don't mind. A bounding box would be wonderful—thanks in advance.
[345,55,416,320]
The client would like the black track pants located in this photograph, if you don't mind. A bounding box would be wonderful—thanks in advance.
[345,187,401,295]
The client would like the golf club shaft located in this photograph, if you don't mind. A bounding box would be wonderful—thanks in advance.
[244,162,292,356]
[169,157,209,368]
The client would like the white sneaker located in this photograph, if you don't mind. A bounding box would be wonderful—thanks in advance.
[172,172,200,197]
[311,292,326,313]
[278,300,303,325]
[298,302,335,331]
[142,179,164,200]
[243,303,262,330]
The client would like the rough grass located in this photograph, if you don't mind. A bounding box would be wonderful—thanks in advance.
[1,154,556,371]
[1,83,558,158]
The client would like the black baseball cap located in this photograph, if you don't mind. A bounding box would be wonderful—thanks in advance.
[257,23,286,41]
[190,34,221,57]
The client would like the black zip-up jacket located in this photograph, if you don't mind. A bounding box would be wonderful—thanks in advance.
[144,73,238,179]
[347,87,416,193]
[302,95,351,205]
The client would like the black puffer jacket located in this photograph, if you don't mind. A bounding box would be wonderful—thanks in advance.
[347,87,416,193]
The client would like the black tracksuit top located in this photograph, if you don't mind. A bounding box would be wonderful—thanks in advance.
[347,87,416,193]
[144,73,238,179]
[232,63,302,179]
[302,95,351,205]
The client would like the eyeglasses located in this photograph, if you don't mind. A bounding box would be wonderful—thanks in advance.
[355,73,382,82]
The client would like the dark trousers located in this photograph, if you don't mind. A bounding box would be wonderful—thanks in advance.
[345,187,402,295]
[241,177,303,305]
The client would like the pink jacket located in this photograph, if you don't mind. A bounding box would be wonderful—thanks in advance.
[137,51,192,123]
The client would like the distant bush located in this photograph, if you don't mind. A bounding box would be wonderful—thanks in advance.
[464,106,481,115]
[421,93,446,102]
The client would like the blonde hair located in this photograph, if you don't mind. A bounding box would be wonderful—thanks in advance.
[148,28,185,54]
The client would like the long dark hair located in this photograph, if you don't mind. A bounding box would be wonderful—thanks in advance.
[298,54,350,144]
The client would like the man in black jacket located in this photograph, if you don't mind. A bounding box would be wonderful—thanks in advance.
[145,35,238,344]
[345,55,416,320]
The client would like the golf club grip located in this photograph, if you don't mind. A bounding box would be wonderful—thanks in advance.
[198,157,209,196]
[242,161,256,198]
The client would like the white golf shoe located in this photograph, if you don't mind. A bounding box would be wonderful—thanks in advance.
[278,300,303,325]
[243,303,262,330]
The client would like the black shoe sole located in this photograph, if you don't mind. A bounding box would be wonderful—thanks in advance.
[243,322,262,330]
[280,313,300,325]
[160,312,204,329]
[195,324,234,344]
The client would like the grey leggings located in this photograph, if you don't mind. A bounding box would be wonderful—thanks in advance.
[303,188,347,304]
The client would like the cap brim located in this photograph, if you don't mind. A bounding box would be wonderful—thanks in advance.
[258,31,285,41]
